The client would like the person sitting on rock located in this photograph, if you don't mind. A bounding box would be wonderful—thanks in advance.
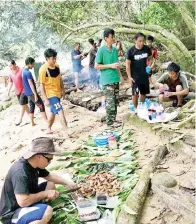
[155,62,189,107]
[8,60,29,126]
[0,137,77,224]
[22,57,48,126]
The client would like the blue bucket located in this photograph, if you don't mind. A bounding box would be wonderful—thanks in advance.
[94,131,118,147]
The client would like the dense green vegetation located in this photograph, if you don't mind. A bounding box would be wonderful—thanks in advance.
[0,0,195,72]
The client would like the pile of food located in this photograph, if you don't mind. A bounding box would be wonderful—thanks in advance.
[80,171,121,197]
[88,163,115,173]
[49,129,139,224]
[90,156,116,163]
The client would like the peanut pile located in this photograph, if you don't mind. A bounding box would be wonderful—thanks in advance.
[80,171,121,197]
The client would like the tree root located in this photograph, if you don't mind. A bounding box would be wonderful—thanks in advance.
[117,145,168,224]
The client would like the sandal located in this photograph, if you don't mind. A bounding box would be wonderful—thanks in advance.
[108,122,122,129]
[46,130,57,135]
[15,122,21,126]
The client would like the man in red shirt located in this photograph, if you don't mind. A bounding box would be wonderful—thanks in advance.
[146,35,158,86]
[8,60,29,125]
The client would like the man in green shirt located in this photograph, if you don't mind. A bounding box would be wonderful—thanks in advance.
[95,28,123,128]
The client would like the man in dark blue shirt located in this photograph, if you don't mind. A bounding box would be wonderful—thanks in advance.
[71,43,87,92]
[22,57,47,126]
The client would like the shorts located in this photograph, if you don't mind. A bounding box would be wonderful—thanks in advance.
[11,203,48,224]
[11,182,48,224]
[28,95,45,114]
[73,65,84,73]
[48,96,63,115]
[132,82,150,95]
[16,93,28,105]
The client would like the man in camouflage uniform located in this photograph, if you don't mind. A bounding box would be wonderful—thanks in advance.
[102,83,119,126]
[95,29,123,128]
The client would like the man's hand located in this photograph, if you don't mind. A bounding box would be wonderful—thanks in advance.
[128,77,135,87]
[46,190,59,200]
[110,63,120,69]
[66,181,78,190]
[45,99,50,107]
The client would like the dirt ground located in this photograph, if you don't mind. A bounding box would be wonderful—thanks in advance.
[0,96,195,224]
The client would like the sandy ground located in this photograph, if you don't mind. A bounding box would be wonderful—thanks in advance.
[0,95,195,224]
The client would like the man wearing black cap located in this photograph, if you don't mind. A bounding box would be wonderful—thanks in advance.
[0,137,77,224]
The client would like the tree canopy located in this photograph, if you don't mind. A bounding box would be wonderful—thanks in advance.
[0,0,195,73]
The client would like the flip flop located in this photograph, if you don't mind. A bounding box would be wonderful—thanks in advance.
[15,122,21,126]
[46,130,56,135]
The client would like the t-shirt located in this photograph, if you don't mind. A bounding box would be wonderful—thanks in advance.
[71,50,82,67]
[126,45,152,84]
[89,47,97,68]
[0,158,49,224]
[95,45,120,86]
[157,71,189,91]
[147,46,158,65]
[9,67,24,95]
[22,68,36,96]
[38,63,61,98]
[150,46,158,59]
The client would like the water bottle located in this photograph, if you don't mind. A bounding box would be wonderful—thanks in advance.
[151,104,156,120]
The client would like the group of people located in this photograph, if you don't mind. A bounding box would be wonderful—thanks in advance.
[95,29,189,127]
[0,28,190,224]
[8,49,73,136]
[71,39,103,92]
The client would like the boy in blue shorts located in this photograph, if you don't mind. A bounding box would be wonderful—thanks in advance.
[39,49,73,137]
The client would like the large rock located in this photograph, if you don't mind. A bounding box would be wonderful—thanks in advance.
[151,172,177,188]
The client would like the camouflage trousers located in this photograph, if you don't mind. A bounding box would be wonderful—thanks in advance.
[102,83,119,126]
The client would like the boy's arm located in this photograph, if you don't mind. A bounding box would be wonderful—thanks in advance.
[7,79,13,96]
[151,49,158,68]
[61,77,65,100]
[168,89,189,96]
[28,79,38,102]
[95,63,119,70]
[125,59,135,86]
[95,48,119,70]
[118,68,124,84]
[151,57,156,68]
[40,83,50,106]
[148,55,153,67]
[38,67,49,106]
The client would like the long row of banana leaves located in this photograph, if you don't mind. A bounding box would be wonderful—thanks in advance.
[50,129,139,224]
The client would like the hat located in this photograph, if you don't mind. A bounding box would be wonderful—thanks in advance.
[23,137,60,160]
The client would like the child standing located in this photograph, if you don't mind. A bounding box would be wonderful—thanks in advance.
[22,57,47,126]
[39,49,72,137]
[146,35,158,86]
[126,33,152,111]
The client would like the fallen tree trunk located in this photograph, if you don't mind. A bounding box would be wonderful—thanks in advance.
[65,87,131,111]
[117,145,168,224]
